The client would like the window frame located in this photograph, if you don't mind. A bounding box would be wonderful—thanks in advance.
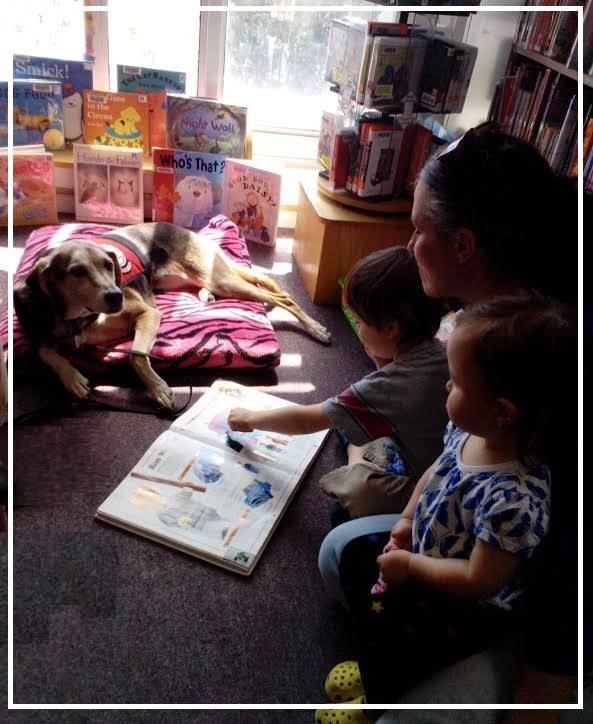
[81,4,471,146]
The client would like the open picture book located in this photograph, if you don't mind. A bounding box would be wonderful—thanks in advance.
[96,381,329,575]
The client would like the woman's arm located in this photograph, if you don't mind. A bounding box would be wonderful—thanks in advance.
[379,538,523,600]
[228,404,331,436]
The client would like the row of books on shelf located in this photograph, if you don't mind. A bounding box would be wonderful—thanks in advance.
[318,111,439,199]
[1,55,248,159]
[0,144,281,245]
[488,59,578,177]
[325,19,477,114]
[515,2,589,73]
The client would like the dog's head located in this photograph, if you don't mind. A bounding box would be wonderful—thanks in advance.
[14,241,124,338]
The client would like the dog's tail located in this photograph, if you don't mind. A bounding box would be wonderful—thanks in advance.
[234,266,281,294]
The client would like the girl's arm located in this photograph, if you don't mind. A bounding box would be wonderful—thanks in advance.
[379,538,523,600]
[228,404,331,436]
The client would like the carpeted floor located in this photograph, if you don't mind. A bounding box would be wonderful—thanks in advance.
[11,220,374,706]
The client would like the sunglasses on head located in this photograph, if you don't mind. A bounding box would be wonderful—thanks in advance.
[434,121,501,162]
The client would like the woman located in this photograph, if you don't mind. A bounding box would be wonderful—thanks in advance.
[317,125,579,717]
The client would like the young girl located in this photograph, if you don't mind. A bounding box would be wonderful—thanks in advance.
[317,294,575,718]
[229,246,450,518]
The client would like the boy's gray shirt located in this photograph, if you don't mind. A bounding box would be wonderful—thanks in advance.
[321,338,450,477]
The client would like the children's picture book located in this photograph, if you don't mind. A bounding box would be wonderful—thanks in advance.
[13,54,94,146]
[317,111,343,171]
[324,19,351,86]
[73,143,144,225]
[13,79,65,151]
[117,65,187,94]
[223,159,281,246]
[358,126,404,198]
[1,145,58,227]
[0,154,5,223]
[83,89,150,154]
[96,380,329,575]
[152,147,226,229]
[0,81,7,147]
[443,43,478,114]
[364,37,426,108]
[166,95,247,157]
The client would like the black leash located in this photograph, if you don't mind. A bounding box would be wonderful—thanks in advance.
[14,348,194,426]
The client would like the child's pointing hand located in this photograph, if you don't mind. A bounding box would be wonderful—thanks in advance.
[228,408,255,432]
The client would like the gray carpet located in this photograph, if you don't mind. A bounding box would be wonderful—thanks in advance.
[11,221,373,705]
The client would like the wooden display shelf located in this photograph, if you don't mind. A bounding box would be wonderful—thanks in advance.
[293,173,414,304]
[316,175,412,215]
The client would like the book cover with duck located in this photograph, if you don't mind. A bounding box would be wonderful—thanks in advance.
[83,89,150,155]
[13,54,94,146]
[13,79,65,151]
[166,96,247,158]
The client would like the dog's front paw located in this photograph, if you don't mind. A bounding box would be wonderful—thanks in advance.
[149,377,175,411]
[63,369,91,399]
[311,322,332,345]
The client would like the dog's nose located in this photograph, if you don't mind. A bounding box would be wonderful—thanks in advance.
[104,290,123,310]
[193,191,201,197]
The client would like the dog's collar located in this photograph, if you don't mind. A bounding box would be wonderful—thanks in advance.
[54,314,99,345]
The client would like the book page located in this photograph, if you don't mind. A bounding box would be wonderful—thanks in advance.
[97,427,319,572]
[171,380,327,476]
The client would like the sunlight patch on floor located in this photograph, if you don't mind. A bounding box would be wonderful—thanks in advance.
[267,307,298,322]
[251,260,293,276]
[94,381,316,395]
[279,353,302,368]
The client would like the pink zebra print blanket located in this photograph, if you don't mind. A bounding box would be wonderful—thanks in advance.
[5,217,281,370]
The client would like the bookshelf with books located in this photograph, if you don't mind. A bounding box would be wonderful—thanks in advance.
[317,10,479,209]
[488,2,592,190]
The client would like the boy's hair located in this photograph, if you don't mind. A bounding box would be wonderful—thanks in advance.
[457,294,576,463]
[343,247,445,345]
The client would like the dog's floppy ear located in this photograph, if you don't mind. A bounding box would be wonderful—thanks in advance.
[106,251,122,287]
[14,252,59,340]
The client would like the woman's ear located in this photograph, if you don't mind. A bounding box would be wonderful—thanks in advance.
[495,398,520,429]
[453,227,477,264]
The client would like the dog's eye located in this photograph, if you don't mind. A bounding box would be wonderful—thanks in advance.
[70,266,87,277]
[104,259,113,271]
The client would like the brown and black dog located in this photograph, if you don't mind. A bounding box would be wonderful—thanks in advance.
[14,221,330,410]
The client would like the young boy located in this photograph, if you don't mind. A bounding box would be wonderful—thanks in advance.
[228,247,450,517]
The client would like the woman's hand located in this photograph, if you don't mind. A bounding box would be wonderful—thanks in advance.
[377,549,412,587]
[228,408,254,432]
[388,516,413,552]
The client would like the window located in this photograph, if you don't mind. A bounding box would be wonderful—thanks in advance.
[12,0,86,61]
[107,1,200,94]
[222,0,392,131]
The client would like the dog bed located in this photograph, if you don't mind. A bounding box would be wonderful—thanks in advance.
[5,216,281,370]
